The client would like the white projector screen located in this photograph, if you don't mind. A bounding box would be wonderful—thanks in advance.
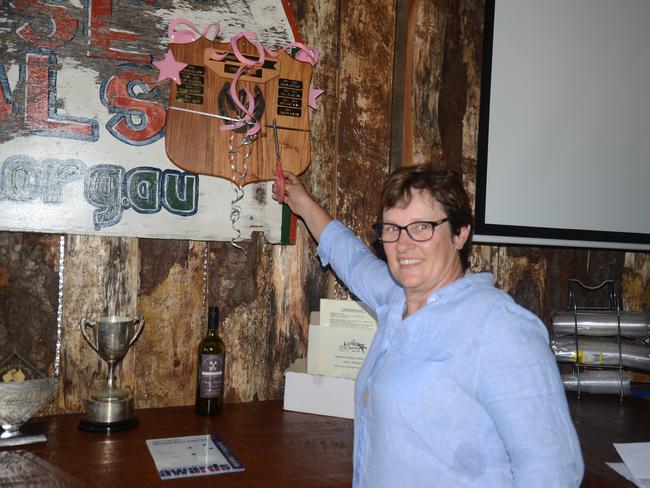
[475,0,650,251]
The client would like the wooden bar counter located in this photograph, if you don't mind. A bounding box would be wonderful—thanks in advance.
[3,395,649,487]
[3,401,353,487]
[568,393,650,488]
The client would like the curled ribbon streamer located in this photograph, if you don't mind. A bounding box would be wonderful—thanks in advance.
[222,71,260,135]
[265,42,320,66]
[230,31,267,66]
[168,18,221,44]
[265,43,321,109]
[208,32,266,136]
[208,34,321,136]
[226,32,266,135]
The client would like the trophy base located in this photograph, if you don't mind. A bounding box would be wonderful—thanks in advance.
[78,396,138,432]
[78,416,138,433]
[0,423,48,447]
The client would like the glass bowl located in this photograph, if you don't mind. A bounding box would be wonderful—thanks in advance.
[0,379,56,439]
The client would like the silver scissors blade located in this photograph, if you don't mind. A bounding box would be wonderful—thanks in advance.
[272,119,280,159]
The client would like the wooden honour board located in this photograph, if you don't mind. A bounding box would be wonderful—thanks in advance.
[165,36,313,186]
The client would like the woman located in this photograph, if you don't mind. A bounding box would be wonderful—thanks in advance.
[274,165,583,487]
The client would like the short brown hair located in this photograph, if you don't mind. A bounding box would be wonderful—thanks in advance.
[380,165,474,270]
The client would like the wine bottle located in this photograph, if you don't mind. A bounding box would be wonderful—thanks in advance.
[196,306,225,415]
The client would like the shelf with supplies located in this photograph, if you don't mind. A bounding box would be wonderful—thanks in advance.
[551,279,650,401]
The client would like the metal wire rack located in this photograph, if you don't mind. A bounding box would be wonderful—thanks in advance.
[564,279,625,401]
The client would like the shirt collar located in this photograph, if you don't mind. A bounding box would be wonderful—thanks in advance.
[426,272,494,304]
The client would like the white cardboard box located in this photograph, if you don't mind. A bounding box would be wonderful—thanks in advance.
[283,358,355,419]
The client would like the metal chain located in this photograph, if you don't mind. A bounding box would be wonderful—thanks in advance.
[200,243,209,331]
[54,234,65,381]
[228,131,257,254]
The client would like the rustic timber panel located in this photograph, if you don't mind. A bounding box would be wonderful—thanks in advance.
[208,236,276,403]
[59,235,139,412]
[134,238,204,408]
[290,0,340,303]
[401,0,484,174]
[402,0,441,166]
[337,0,396,244]
[623,253,650,311]
[0,231,59,379]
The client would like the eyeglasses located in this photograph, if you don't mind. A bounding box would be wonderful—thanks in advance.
[373,218,449,243]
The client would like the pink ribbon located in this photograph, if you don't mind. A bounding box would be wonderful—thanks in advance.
[166,17,323,137]
[168,18,221,44]
[208,38,321,136]
[208,32,267,136]
[266,43,322,110]
[265,43,319,67]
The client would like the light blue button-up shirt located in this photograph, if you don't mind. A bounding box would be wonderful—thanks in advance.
[317,220,584,488]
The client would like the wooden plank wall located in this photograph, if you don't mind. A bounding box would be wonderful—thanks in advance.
[1,0,648,414]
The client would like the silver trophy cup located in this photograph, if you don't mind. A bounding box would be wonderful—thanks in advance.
[79,315,144,432]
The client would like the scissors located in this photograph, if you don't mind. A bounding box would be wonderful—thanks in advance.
[272,119,286,204]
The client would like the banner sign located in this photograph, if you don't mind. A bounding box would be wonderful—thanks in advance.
[0,0,297,242]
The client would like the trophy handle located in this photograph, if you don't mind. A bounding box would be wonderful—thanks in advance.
[128,315,145,348]
[80,318,101,356]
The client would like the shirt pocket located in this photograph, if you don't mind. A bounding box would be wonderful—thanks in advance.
[371,348,453,411]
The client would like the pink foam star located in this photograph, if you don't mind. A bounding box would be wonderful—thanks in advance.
[308,87,324,110]
[153,50,188,84]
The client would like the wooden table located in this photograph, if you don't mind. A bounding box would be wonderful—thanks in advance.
[568,393,650,487]
[2,401,353,487]
[3,395,649,487]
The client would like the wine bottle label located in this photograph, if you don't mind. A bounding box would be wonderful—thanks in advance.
[199,353,224,398]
